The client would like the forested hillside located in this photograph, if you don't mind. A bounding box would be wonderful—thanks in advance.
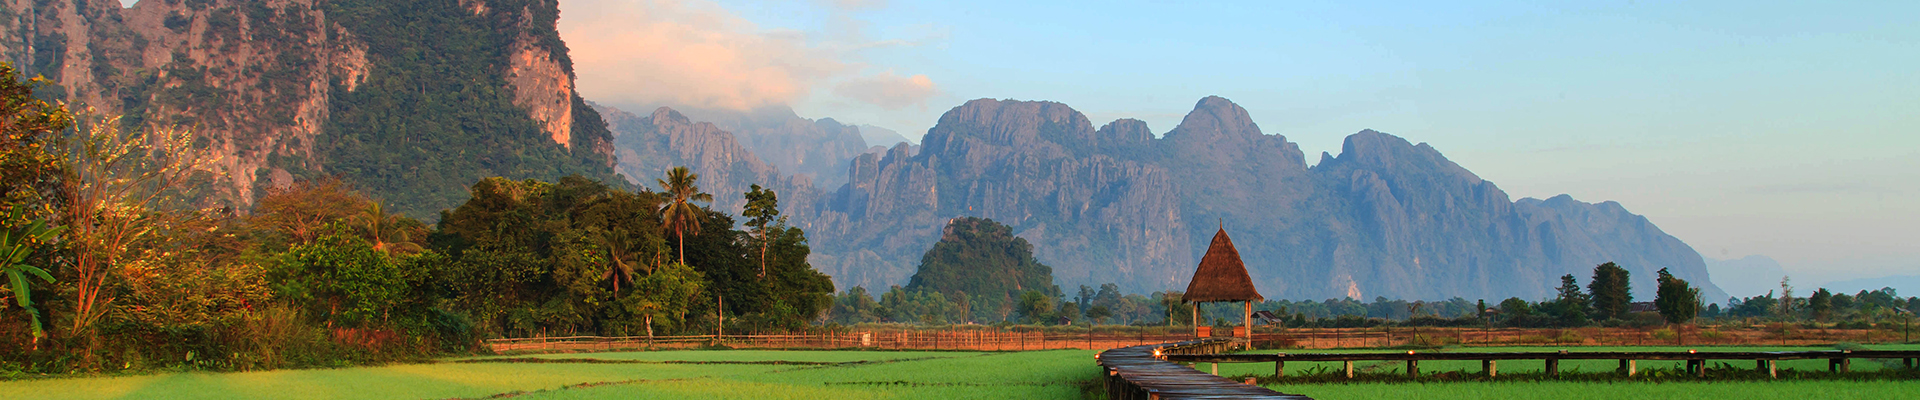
[0,0,621,218]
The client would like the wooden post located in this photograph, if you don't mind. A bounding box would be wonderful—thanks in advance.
[1829,358,1840,373]
[1482,360,1497,377]
[1839,358,1851,373]
[1244,301,1253,349]
[1619,359,1635,376]
[1192,303,1200,338]
[1343,360,1354,379]
[1766,360,1777,379]
[1211,362,1218,376]
[1545,358,1559,377]
[1689,359,1704,378]
[1407,360,1419,378]
[1274,361,1285,378]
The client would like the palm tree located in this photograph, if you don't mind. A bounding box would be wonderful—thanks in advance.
[599,229,649,293]
[657,167,712,265]
[357,202,422,256]
[2,210,63,347]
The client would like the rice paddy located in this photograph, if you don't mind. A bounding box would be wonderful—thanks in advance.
[0,349,1096,400]
[2,345,1913,399]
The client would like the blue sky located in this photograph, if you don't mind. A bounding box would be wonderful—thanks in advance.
[567,0,1919,289]
[123,0,1918,290]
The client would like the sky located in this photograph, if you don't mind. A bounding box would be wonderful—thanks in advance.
[121,0,1918,289]
[553,0,1920,290]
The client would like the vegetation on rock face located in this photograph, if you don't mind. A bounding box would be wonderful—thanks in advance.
[316,0,621,220]
[0,69,833,372]
[903,217,1059,322]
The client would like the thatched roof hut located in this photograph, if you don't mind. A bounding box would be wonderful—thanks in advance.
[1183,227,1263,303]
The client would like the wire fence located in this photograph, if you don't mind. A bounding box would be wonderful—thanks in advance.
[488,325,1913,354]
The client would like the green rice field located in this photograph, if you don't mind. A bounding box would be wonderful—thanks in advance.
[1,345,1914,399]
[0,350,1096,400]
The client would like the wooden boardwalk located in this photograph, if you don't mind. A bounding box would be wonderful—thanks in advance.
[1168,349,1920,379]
[1097,339,1313,400]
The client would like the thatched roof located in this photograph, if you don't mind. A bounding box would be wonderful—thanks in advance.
[1182,228,1264,303]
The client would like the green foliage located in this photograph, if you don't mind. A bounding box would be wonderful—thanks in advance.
[273,229,408,327]
[904,217,1059,321]
[0,209,62,342]
[314,0,620,219]
[1807,288,1833,321]
[1654,267,1700,324]
[1588,262,1632,321]
[1548,274,1590,326]
[0,61,74,208]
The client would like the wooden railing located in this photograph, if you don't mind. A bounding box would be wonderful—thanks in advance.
[485,330,1210,353]
[1167,349,1920,379]
[1097,339,1311,400]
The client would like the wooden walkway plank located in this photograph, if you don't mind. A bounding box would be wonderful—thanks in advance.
[1098,339,1315,400]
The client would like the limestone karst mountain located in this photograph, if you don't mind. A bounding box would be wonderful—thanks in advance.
[800,96,1727,302]
[2,0,620,217]
[603,103,870,189]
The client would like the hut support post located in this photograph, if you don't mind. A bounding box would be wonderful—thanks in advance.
[1244,301,1253,349]
[1482,360,1496,377]
[1274,361,1284,378]
[1192,304,1200,337]
[1406,360,1419,378]
[1619,359,1635,376]
[1343,360,1354,379]
[1545,358,1559,377]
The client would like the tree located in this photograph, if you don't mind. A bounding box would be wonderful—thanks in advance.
[1498,297,1533,327]
[656,167,712,265]
[56,114,217,333]
[620,261,704,341]
[1087,305,1113,325]
[741,184,779,278]
[1552,274,1590,326]
[0,62,73,209]
[1588,262,1632,321]
[1,209,62,345]
[252,178,373,246]
[357,201,425,256]
[1777,277,1796,318]
[1077,285,1095,316]
[1016,290,1055,324]
[1808,288,1833,322]
[1653,267,1700,325]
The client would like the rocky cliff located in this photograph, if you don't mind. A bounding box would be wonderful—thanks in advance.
[804,96,1727,302]
[596,102,824,216]
[609,103,870,189]
[1,0,618,216]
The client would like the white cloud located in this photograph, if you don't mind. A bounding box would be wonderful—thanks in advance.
[560,0,936,111]
[834,71,938,109]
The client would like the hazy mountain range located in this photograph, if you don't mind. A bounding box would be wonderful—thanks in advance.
[13,0,1730,302]
[601,97,1729,302]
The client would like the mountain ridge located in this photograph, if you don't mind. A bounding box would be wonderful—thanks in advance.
[795,96,1726,302]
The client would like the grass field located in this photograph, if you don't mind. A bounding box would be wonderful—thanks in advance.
[0,349,1097,400]
[2,345,1914,399]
